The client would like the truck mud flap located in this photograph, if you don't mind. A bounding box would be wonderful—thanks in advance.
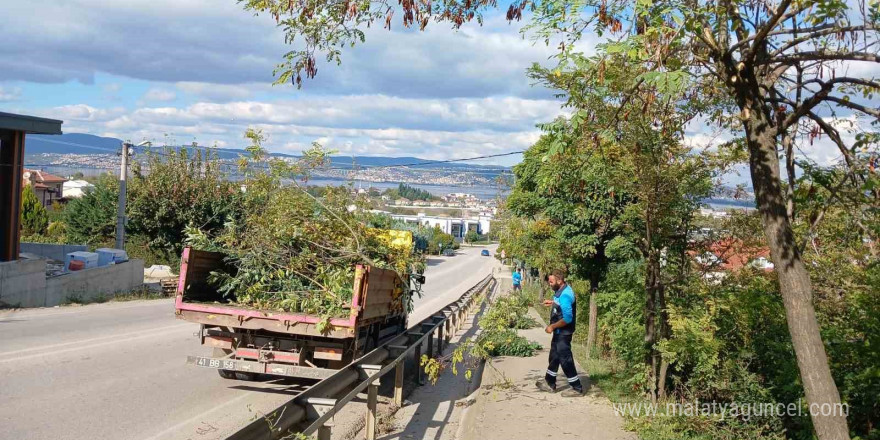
[187,356,337,380]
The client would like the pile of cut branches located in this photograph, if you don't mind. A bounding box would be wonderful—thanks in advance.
[186,131,424,320]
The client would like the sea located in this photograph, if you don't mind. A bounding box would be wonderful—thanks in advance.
[29,165,755,209]
[26,165,509,200]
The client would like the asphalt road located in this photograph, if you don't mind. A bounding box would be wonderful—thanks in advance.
[0,245,498,440]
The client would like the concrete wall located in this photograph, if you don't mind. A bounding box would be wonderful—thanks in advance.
[20,242,88,262]
[0,258,144,308]
[0,258,48,308]
[45,259,144,307]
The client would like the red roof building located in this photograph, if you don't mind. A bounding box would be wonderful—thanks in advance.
[690,238,773,272]
[22,168,67,208]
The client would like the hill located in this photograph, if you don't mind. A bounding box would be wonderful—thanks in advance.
[25,133,509,172]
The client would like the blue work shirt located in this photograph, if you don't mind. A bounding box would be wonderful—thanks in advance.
[512,272,522,286]
[550,284,576,335]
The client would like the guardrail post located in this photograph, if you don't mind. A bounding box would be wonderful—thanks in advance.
[360,365,382,440]
[388,345,407,407]
[433,316,445,351]
[305,397,337,440]
[408,332,424,385]
[444,312,452,343]
[422,323,434,360]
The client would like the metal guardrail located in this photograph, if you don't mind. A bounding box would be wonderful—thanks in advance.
[227,273,496,440]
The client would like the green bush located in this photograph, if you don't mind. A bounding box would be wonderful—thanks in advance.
[128,149,243,259]
[20,185,48,235]
[64,175,118,245]
[478,329,542,357]
[480,293,539,331]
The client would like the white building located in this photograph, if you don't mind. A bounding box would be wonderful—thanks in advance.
[390,213,490,240]
[62,180,95,199]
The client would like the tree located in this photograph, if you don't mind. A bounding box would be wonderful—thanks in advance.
[465,229,480,243]
[239,0,877,436]
[521,1,876,436]
[64,175,118,245]
[505,134,633,356]
[20,185,49,236]
[128,148,244,261]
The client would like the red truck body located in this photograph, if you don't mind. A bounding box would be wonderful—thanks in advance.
[174,247,409,380]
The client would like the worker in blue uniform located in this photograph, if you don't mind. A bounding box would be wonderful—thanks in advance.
[536,269,584,397]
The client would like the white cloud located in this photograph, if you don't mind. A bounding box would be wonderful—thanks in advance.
[176,82,258,101]
[0,86,21,101]
[39,94,554,163]
[142,88,176,102]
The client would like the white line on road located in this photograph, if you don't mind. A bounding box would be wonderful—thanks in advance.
[0,299,173,320]
[0,323,192,364]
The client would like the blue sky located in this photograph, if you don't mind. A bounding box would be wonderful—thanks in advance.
[0,0,574,166]
[0,0,872,178]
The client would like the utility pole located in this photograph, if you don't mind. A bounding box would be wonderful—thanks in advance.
[116,142,131,250]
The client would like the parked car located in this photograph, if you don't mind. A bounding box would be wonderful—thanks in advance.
[442,248,456,256]
[480,249,491,256]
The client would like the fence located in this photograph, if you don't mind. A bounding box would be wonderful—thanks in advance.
[227,273,496,440]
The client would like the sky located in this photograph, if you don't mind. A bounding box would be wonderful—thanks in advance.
[0,0,873,180]
[0,0,573,167]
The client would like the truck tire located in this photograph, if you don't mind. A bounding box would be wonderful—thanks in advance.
[218,369,236,379]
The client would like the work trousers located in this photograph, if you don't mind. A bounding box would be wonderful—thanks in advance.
[545,332,583,391]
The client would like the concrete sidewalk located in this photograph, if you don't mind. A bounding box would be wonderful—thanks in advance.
[460,309,637,440]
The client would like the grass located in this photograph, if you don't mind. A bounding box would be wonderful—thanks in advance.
[62,287,166,306]
[520,281,782,440]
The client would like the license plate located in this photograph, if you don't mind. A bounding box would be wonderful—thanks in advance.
[189,356,236,370]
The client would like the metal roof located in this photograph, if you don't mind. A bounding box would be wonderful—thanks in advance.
[0,111,63,134]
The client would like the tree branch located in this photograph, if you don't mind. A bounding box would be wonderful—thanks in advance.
[746,0,792,62]
[771,25,878,57]
[824,96,880,119]
[763,51,880,64]
[806,111,858,169]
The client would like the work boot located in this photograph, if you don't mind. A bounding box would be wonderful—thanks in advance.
[561,388,584,397]
[535,380,556,393]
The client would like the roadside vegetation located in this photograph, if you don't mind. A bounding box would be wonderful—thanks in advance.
[62,287,166,306]
[422,290,542,385]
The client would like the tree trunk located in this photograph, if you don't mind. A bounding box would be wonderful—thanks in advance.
[538,269,547,301]
[657,359,669,401]
[744,107,850,440]
[587,273,599,359]
[644,248,662,402]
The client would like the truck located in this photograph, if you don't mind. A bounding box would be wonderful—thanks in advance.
[174,245,421,380]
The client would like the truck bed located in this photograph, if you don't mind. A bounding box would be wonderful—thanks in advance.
[174,248,407,339]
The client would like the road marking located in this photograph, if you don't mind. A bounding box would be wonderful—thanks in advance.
[0,299,173,321]
[0,323,191,364]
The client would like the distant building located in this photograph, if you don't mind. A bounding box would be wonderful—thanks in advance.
[394,198,411,206]
[690,238,772,273]
[699,207,731,219]
[22,168,66,207]
[390,213,490,241]
[62,180,95,199]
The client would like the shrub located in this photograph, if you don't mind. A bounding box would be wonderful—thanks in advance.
[64,174,118,245]
[20,185,48,235]
[478,329,542,357]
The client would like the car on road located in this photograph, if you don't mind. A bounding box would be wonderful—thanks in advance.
[481,249,491,256]
[442,248,456,256]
